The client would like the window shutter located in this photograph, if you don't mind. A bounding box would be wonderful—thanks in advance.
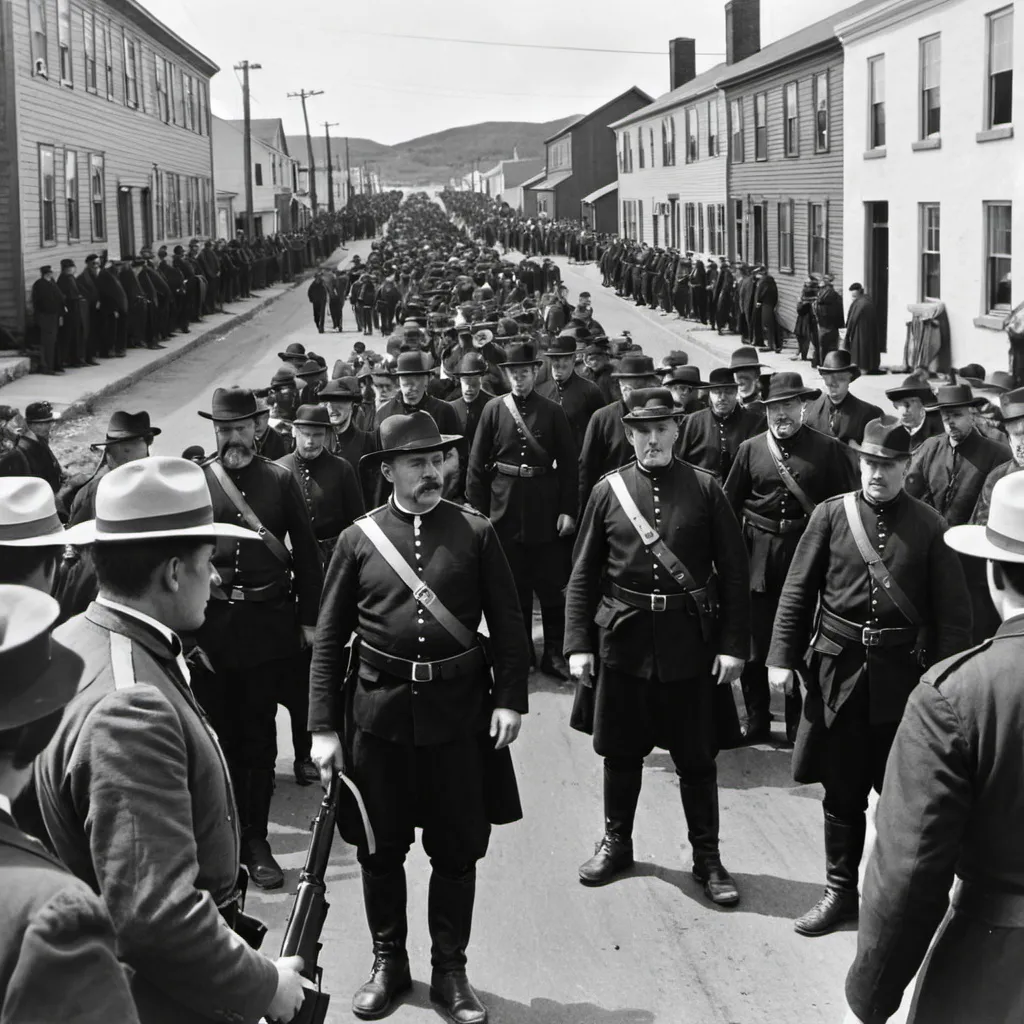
[824,199,830,274]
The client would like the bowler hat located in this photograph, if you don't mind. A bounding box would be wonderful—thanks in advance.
[818,350,860,380]
[360,411,462,467]
[946,473,1024,563]
[0,478,67,547]
[25,402,56,423]
[499,342,542,367]
[850,416,912,460]
[1001,387,1024,423]
[60,259,76,270]
[761,372,821,404]
[278,341,307,362]
[394,351,435,375]
[932,384,985,410]
[198,386,260,422]
[295,359,325,380]
[544,334,578,357]
[659,350,690,370]
[270,367,297,388]
[697,367,741,390]
[620,388,685,424]
[319,376,362,401]
[729,346,765,372]
[90,410,161,450]
[612,354,659,379]
[885,375,936,404]
[452,352,489,377]
[293,404,332,428]
[662,365,704,386]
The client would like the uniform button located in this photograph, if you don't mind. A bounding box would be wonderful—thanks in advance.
[415,540,421,546]
[419,636,425,642]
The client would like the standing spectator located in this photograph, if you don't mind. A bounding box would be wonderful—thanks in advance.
[16,403,64,496]
[307,271,329,333]
[754,267,780,353]
[31,266,65,375]
[75,254,103,364]
[845,283,881,374]
[794,277,819,364]
[814,274,844,363]
[55,259,85,368]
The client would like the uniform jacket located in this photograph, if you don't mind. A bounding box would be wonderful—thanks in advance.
[374,392,460,435]
[578,400,634,513]
[905,427,1011,526]
[96,267,128,314]
[16,432,63,493]
[448,389,494,449]
[0,808,139,1024]
[333,423,378,502]
[565,458,750,682]
[535,371,606,452]
[308,499,529,746]
[76,268,102,309]
[56,272,82,308]
[802,392,884,446]
[466,389,578,543]
[678,404,766,481]
[970,459,1022,525]
[31,277,66,315]
[578,364,618,406]
[35,604,278,1024]
[846,616,1024,1024]
[255,425,292,461]
[277,449,365,544]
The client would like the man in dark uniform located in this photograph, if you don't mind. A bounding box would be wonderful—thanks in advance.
[31,266,65,375]
[447,352,493,448]
[140,249,173,344]
[55,259,85,367]
[319,376,379,500]
[565,388,750,904]
[578,342,618,406]
[374,351,460,435]
[885,375,942,452]
[309,412,529,1024]
[198,241,222,314]
[16,403,64,496]
[96,255,129,357]
[174,245,203,325]
[536,332,606,451]
[253,393,292,462]
[729,346,767,413]
[295,359,328,408]
[814,274,844,362]
[766,417,971,938]
[75,254,102,364]
[725,373,858,742]
[803,351,883,446]
[118,260,150,349]
[754,267,780,352]
[679,367,766,481]
[662,365,706,416]
[467,341,578,678]
[195,387,323,889]
[158,246,189,335]
[971,387,1024,525]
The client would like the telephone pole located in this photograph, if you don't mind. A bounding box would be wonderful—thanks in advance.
[233,60,261,238]
[287,88,323,216]
[344,137,352,205]
[323,122,339,213]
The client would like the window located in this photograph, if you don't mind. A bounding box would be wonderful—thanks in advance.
[987,8,1013,128]
[669,116,676,164]
[809,202,827,275]
[686,108,698,162]
[869,56,886,148]
[920,35,941,138]
[65,149,79,240]
[779,200,794,271]
[155,56,170,122]
[708,205,717,255]
[122,32,139,108]
[784,82,798,156]
[754,93,768,160]
[271,157,278,186]
[155,170,165,239]
[638,200,644,243]
[180,71,194,130]
[685,203,697,251]
[622,200,639,241]
[90,153,105,240]
[39,145,56,244]
[255,162,264,186]
[138,44,148,113]
[715,203,727,254]
[198,81,208,135]
[986,203,1012,312]
[103,21,114,100]
[638,130,645,169]
[661,120,669,165]
[57,0,72,84]
[734,199,744,260]
[708,99,719,156]
[698,202,705,253]
[169,64,178,124]
[649,127,655,167]
[814,71,830,151]
[83,10,96,91]
[730,99,743,162]
[752,204,767,265]
[548,138,571,170]
[920,204,941,300]
[29,0,47,76]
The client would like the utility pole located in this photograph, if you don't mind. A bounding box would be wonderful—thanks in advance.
[287,88,324,216]
[344,137,352,204]
[323,121,339,213]
[233,60,261,238]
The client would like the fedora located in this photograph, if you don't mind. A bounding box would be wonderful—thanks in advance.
[662,365,704,386]
[762,372,821,405]
[728,346,765,372]
[293,405,332,428]
[850,416,912,460]
[818,350,860,380]
[360,412,462,467]
[63,457,258,545]
[612,354,659,379]
[885,375,936,404]
[270,367,297,388]
[452,352,489,377]
[294,359,325,380]
[499,342,542,367]
[973,371,1015,396]
[620,388,685,424]
[933,384,985,410]
[0,585,83,729]
[0,478,67,547]
[946,472,1024,563]
[394,351,435,376]
[659,350,690,370]
[90,410,161,451]
[319,376,362,401]
[198,387,260,422]
[697,366,741,390]
[543,334,578,357]
[1001,387,1024,423]
[278,341,306,363]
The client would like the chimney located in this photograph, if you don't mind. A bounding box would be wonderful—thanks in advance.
[669,38,696,91]
[725,0,761,65]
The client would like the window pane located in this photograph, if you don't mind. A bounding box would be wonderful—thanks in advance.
[990,10,1013,73]
[815,72,829,149]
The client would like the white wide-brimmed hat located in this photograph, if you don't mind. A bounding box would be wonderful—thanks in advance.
[0,478,67,547]
[63,456,258,544]
[946,473,1024,563]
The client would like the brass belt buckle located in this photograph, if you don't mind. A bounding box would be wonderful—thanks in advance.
[651,593,667,612]
[862,626,882,647]
[229,587,245,602]
[412,661,434,682]
[520,464,532,477]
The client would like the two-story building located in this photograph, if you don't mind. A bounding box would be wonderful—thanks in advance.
[837,0,1022,369]
[481,156,544,211]
[0,0,218,339]
[526,86,652,226]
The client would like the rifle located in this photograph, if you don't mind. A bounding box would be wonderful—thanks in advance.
[275,774,340,1024]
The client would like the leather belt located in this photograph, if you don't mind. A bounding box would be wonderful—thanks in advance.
[953,879,1024,928]
[607,580,691,613]
[743,509,809,535]
[359,639,485,683]
[495,462,548,478]
[213,580,291,604]
[819,608,919,649]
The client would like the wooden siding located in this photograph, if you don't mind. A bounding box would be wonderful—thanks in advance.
[725,50,846,331]
[0,0,25,336]
[8,0,215,329]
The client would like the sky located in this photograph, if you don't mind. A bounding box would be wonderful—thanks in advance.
[139,0,857,145]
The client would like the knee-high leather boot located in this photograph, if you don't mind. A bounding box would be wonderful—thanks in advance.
[794,810,865,936]
[680,780,740,906]
[352,867,412,1020]
[578,763,641,886]
[428,871,487,1024]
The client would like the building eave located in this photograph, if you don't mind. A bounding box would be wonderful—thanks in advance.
[835,0,953,44]
[715,38,842,90]
[112,0,219,76]
[542,87,654,143]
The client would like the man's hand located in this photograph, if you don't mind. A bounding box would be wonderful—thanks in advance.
[556,514,576,537]
[712,654,744,686]
[299,625,316,649]
[490,708,521,750]
[767,667,795,695]
[310,730,344,787]
[568,653,595,684]
[267,955,306,1023]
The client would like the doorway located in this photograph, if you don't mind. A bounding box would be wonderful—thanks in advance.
[117,186,135,259]
[669,196,679,248]
[752,204,766,266]
[140,187,153,251]
[865,201,889,351]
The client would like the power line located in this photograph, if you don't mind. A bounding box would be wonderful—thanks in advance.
[340,78,612,101]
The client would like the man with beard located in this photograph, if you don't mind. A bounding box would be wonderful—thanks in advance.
[767,417,971,938]
[802,351,883,447]
[814,274,844,362]
[536,332,606,452]
[725,373,858,743]
[196,387,322,889]
[729,346,767,414]
[565,388,749,903]
[374,352,460,436]
[319,377,378,500]
[679,367,766,481]
[972,388,1024,525]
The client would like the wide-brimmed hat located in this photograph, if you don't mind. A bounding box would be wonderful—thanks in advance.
[933,384,985,410]
[25,402,56,424]
[584,341,611,357]
[293,404,332,428]
[1000,387,1024,423]
[452,352,489,377]
[612,354,659,380]
[198,387,260,422]
[761,372,821,405]
[499,342,543,367]
[90,410,161,451]
[63,457,259,545]
[728,346,765,372]
[543,334,578,357]
[697,366,741,391]
[278,342,306,362]
[393,351,435,375]
[319,376,362,401]
[295,359,325,380]
[850,416,912,460]
[360,412,462,467]
[0,478,67,547]
[972,371,1015,398]
[662,365,704,387]
[0,586,83,729]
[946,473,1024,563]
[818,350,860,380]
[885,375,936,404]
[620,388,686,424]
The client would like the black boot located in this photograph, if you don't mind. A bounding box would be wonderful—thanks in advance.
[579,764,641,886]
[240,769,284,890]
[428,871,487,1024]
[794,811,865,936]
[538,605,569,680]
[352,868,412,1020]
[680,780,740,906]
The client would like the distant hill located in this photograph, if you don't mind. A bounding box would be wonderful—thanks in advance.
[286,116,579,187]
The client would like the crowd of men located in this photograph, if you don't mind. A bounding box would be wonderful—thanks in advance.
[2,188,1024,1024]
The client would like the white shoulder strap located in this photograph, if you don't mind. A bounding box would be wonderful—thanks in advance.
[109,632,136,690]
[607,471,659,545]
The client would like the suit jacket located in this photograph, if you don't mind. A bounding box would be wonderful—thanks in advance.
[76,268,101,309]
[894,410,944,453]
[31,278,66,316]
[0,808,139,1024]
[374,392,460,435]
[535,371,606,452]
[802,392,884,446]
[814,286,844,331]
[35,604,278,1024]
[678,404,766,481]
[578,400,634,513]
[277,449,365,544]
[971,459,1022,525]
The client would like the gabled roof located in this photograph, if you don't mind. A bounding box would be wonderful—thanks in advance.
[502,157,545,188]
[543,87,654,144]
[609,63,727,130]
[223,118,290,156]
[520,170,547,189]
[527,169,573,192]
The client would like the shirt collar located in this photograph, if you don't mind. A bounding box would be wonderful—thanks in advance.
[0,794,11,819]
[391,493,440,518]
[96,596,191,686]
